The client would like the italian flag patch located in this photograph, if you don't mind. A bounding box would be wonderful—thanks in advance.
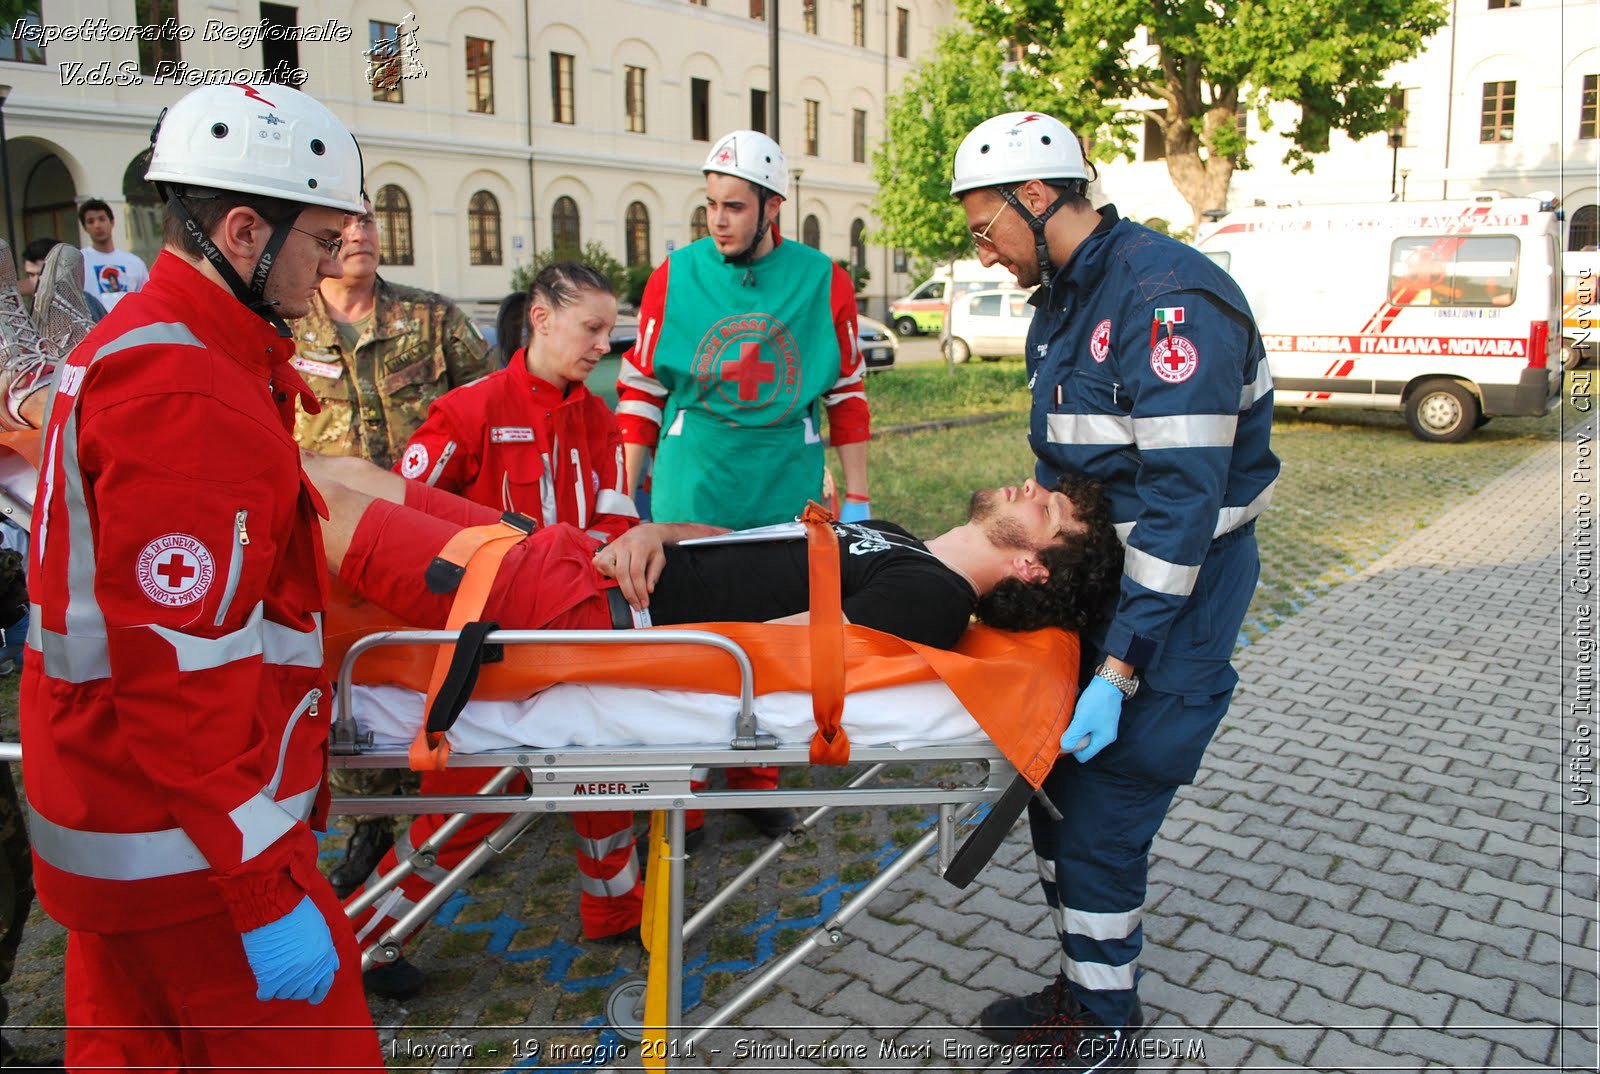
[1150,305,1186,346]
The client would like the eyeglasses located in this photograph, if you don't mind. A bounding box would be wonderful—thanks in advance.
[971,202,1009,250]
[289,226,345,257]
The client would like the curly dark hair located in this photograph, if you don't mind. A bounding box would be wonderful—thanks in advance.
[974,472,1123,633]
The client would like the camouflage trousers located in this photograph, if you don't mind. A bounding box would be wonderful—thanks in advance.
[0,763,35,1064]
[328,766,420,827]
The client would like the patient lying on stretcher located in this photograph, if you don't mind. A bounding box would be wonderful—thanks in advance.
[306,454,1122,650]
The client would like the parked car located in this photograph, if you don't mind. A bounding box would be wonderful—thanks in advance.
[888,260,1017,337]
[858,314,898,371]
[943,288,1036,362]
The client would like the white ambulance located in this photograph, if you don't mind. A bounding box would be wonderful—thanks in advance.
[1194,196,1564,442]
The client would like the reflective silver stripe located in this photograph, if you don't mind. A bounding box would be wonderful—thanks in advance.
[394,829,450,884]
[617,361,665,397]
[425,441,457,487]
[616,400,663,426]
[214,510,248,627]
[1113,521,1135,544]
[829,365,866,390]
[1047,412,1134,446]
[666,411,686,436]
[1036,855,1055,884]
[152,601,265,672]
[577,827,637,860]
[824,388,867,406]
[1133,413,1237,450]
[1124,546,1200,597]
[36,626,109,683]
[264,614,324,667]
[356,886,414,943]
[28,785,316,882]
[579,854,640,897]
[1240,360,1274,410]
[594,489,639,519]
[1215,479,1276,537]
[60,403,106,650]
[1061,952,1138,992]
[1064,907,1142,942]
[95,322,205,362]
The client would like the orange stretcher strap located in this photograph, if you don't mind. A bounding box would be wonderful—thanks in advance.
[0,430,41,470]
[409,518,533,771]
[802,501,850,766]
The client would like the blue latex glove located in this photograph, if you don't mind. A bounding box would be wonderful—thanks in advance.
[1060,675,1124,763]
[240,895,340,1004]
[312,830,328,841]
[838,499,872,523]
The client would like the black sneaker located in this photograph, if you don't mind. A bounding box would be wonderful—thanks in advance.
[978,974,1144,1045]
[1014,1011,1142,1072]
[363,955,425,1001]
[328,819,394,898]
[733,806,798,840]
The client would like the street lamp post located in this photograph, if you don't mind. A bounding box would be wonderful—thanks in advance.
[792,167,804,242]
[1400,169,1411,203]
[0,85,15,251]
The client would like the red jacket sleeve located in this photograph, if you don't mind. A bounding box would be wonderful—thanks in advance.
[80,393,309,932]
[616,261,671,447]
[585,403,639,542]
[396,389,477,492]
[822,263,870,445]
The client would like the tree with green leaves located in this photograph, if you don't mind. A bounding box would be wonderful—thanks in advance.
[958,0,1448,228]
[871,27,1010,368]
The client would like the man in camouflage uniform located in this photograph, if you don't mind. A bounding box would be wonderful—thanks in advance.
[291,197,493,906]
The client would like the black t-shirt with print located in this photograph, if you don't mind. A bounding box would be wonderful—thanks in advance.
[647,521,978,650]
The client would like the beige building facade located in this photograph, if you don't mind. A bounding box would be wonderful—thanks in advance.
[0,0,953,314]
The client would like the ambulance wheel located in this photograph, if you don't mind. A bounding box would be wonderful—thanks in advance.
[944,337,972,364]
[605,974,648,1043]
[894,316,919,337]
[1405,379,1479,443]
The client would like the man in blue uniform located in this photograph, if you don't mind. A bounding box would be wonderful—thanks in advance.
[951,111,1279,1070]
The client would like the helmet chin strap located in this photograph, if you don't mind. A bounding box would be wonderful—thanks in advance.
[162,187,299,338]
[997,185,1070,289]
[723,188,775,283]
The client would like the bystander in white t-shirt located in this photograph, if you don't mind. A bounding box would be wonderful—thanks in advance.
[81,247,151,311]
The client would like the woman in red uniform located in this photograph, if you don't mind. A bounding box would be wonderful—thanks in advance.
[351,264,643,998]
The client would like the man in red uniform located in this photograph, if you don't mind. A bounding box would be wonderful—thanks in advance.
[19,84,383,1070]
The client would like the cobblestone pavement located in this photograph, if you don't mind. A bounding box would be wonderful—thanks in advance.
[6,439,1595,1072]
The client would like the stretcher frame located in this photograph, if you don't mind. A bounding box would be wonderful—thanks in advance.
[329,627,1017,1061]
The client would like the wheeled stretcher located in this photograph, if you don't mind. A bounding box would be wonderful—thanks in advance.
[325,617,1078,1062]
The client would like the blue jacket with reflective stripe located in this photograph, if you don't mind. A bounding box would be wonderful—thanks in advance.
[1027,206,1279,671]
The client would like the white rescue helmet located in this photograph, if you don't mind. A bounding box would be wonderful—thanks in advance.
[704,130,789,198]
[950,111,1086,196]
[146,82,364,213]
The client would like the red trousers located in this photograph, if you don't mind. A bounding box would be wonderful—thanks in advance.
[341,490,643,941]
[64,870,381,1073]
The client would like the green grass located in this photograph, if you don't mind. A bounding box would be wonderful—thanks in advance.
[843,358,1030,428]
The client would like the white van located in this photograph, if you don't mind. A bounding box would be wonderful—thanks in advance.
[1194,196,1564,442]
[888,259,1017,337]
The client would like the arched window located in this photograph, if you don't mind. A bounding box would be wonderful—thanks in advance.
[23,154,78,249]
[1570,204,1599,252]
[122,150,163,268]
[625,201,651,266]
[802,214,820,249]
[375,184,414,265]
[690,205,709,242]
[468,190,502,266]
[552,196,581,255]
[849,218,867,270]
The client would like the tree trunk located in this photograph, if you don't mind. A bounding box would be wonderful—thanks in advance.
[1154,50,1238,233]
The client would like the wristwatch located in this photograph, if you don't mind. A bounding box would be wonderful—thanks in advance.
[1094,663,1140,699]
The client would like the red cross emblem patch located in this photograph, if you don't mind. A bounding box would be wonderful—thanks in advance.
[400,442,430,479]
[1090,319,1112,363]
[136,534,216,608]
[1151,335,1200,384]
[692,312,802,422]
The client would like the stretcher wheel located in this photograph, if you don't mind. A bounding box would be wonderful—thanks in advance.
[605,974,648,1043]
